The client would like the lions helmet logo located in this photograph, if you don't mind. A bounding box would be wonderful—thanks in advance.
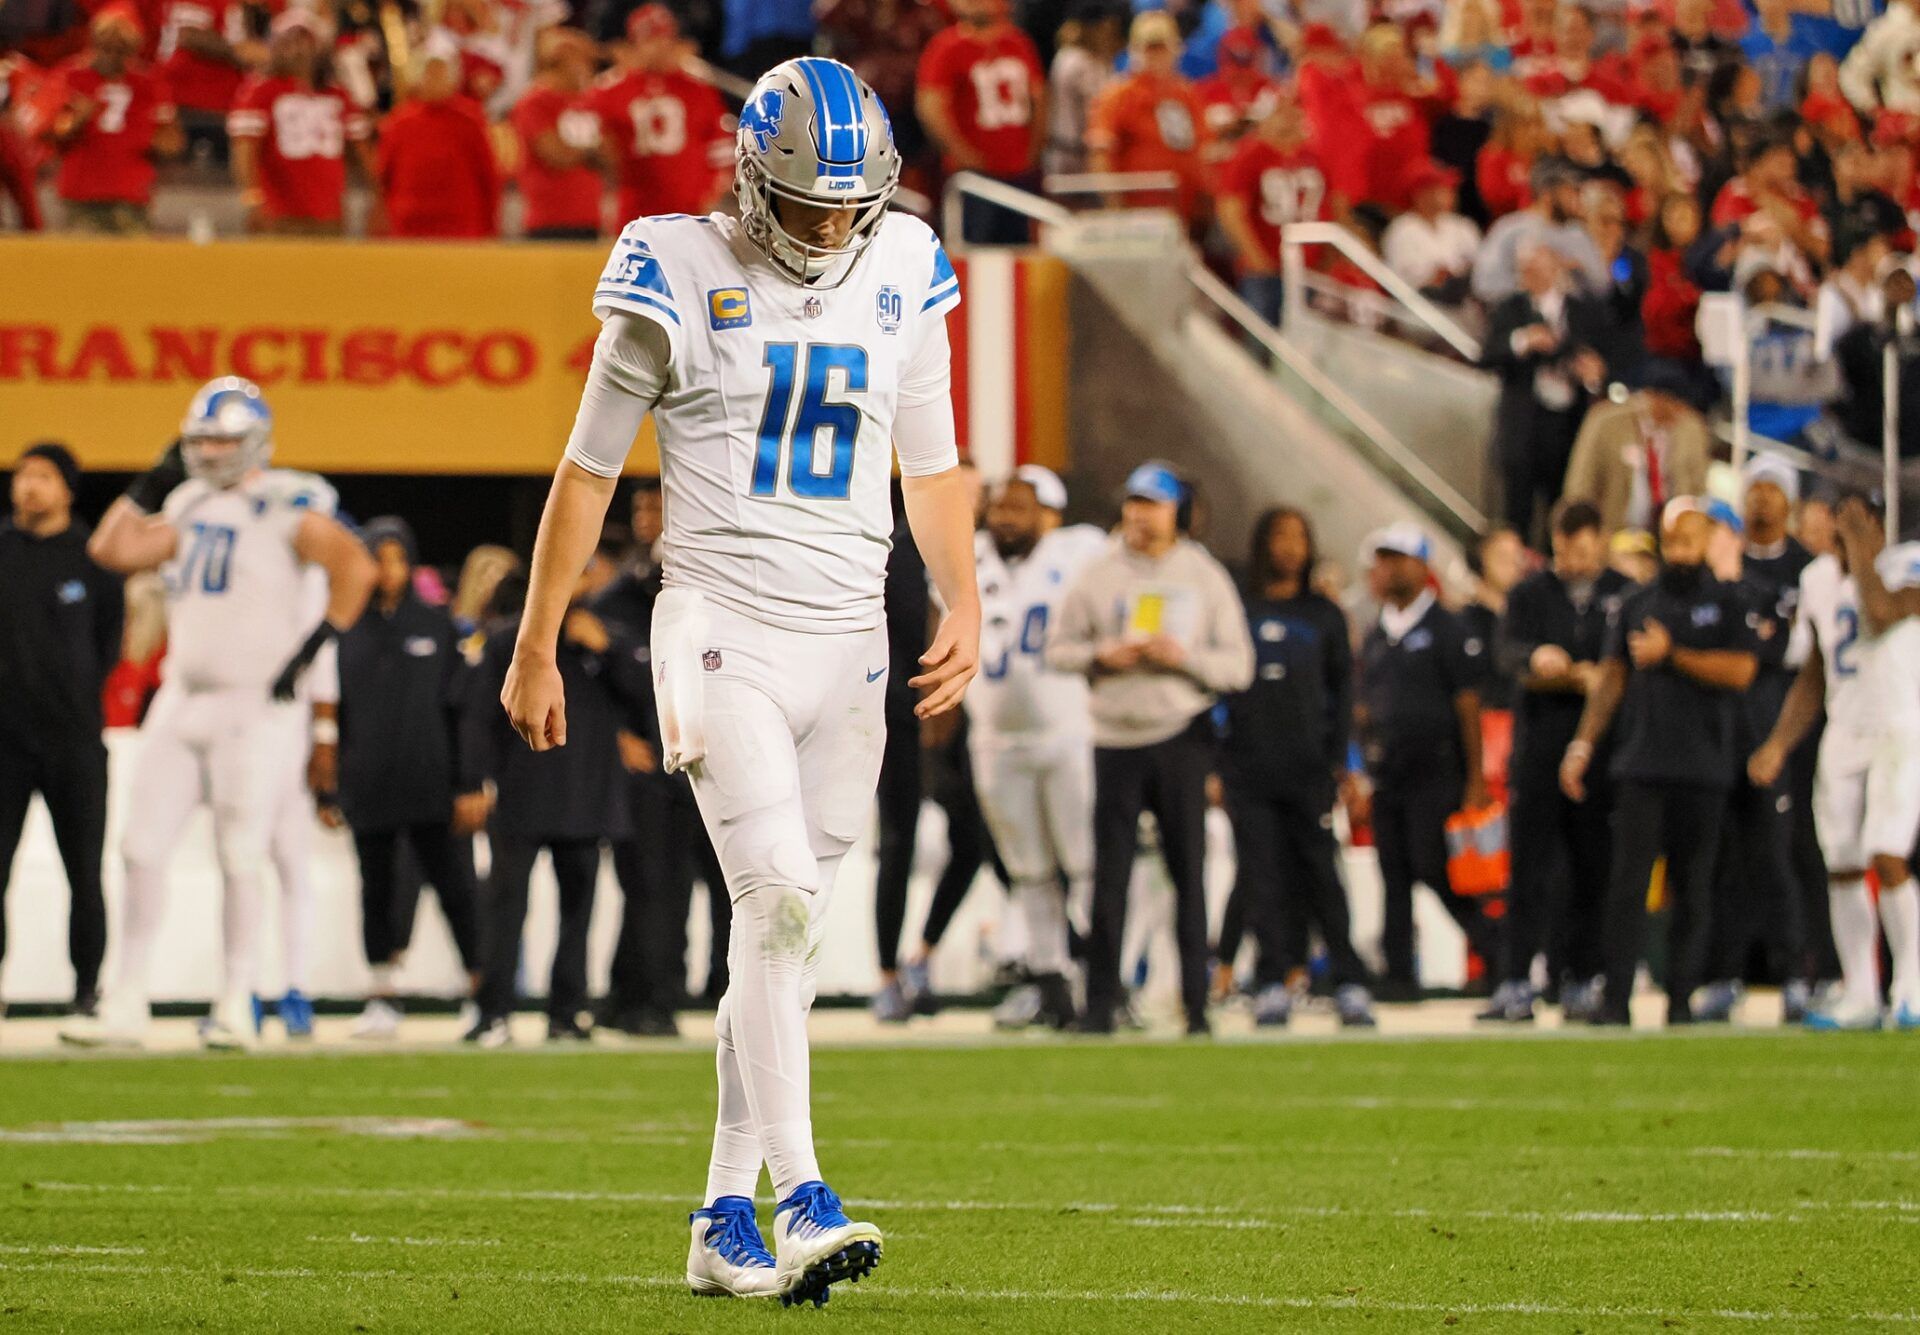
[740,88,785,154]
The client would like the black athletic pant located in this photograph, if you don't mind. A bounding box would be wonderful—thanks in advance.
[479,835,600,1022]
[608,771,724,1015]
[351,822,480,972]
[916,736,1009,950]
[1706,774,1807,984]
[1224,782,1370,990]
[1503,754,1611,986]
[1373,770,1497,988]
[1787,727,1836,980]
[0,738,108,1003]
[873,685,921,974]
[1085,717,1214,1029]
[1602,780,1726,1024]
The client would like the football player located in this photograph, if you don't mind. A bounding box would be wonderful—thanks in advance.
[63,379,374,1050]
[499,59,980,1305]
[967,466,1103,1028]
[1751,496,1920,1030]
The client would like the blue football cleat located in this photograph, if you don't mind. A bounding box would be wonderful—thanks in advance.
[280,990,315,1039]
[1891,1002,1920,1031]
[687,1196,779,1298]
[772,1181,882,1307]
[1804,1000,1882,1032]
[1692,980,1742,1023]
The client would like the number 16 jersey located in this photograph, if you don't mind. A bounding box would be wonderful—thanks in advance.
[592,211,962,635]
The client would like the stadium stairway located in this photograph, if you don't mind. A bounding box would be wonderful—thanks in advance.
[978,198,1487,583]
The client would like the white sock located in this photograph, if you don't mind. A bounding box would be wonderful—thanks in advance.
[727,885,819,1202]
[275,843,313,994]
[370,963,396,997]
[110,859,171,1014]
[705,995,763,1205]
[220,869,265,1002]
[1878,879,1920,1006]
[1018,879,1070,977]
[1830,878,1881,1012]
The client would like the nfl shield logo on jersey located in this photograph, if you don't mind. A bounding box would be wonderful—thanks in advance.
[876,286,903,334]
[803,295,824,320]
[702,649,724,672]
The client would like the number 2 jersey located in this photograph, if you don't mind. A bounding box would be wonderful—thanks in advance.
[1799,543,1920,767]
[585,210,961,634]
[159,469,335,693]
[968,524,1107,740]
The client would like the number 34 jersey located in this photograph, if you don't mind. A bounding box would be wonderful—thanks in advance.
[968,524,1108,740]
[1800,544,1920,765]
[592,211,962,635]
[159,470,335,693]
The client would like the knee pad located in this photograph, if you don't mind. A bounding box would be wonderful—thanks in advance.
[211,812,270,883]
[720,815,820,903]
[741,886,814,964]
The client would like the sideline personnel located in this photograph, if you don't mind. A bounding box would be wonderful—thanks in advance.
[1049,461,1254,1036]
[1482,500,1628,1022]
[1354,522,1501,998]
[0,443,123,1017]
[1561,498,1758,1027]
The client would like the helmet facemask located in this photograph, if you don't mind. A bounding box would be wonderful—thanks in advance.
[181,429,270,488]
[737,154,899,287]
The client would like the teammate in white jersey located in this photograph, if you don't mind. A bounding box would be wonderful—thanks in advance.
[62,378,374,1050]
[968,466,1105,1028]
[1751,497,1920,1030]
[499,59,980,1306]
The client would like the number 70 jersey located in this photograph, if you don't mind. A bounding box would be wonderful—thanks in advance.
[159,469,336,693]
[592,210,961,634]
[968,524,1109,740]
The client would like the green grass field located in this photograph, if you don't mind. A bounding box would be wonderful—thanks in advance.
[1,1031,1916,1332]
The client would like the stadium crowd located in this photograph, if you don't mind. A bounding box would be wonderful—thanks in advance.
[1,426,1892,1040]
[10,0,1920,481]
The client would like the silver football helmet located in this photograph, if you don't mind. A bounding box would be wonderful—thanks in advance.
[734,57,900,287]
[180,376,273,488]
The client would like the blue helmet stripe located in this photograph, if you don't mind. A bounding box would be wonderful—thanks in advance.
[797,58,865,173]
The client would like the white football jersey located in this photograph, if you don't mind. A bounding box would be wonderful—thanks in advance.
[160,469,336,692]
[1801,543,1920,745]
[969,524,1107,738]
[591,210,961,634]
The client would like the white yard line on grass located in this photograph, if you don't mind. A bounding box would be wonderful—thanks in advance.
[24,1180,1918,1228]
[305,1234,502,1248]
[0,1257,1915,1326]
[0,1244,146,1256]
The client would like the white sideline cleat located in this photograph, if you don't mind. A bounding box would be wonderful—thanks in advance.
[59,995,149,1050]
[200,994,257,1051]
[352,998,403,1040]
[687,1197,780,1298]
[772,1180,882,1307]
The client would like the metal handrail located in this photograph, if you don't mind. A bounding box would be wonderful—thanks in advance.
[1189,264,1487,538]
[937,172,1487,538]
[1281,221,1484,361]
[1040,171,1180,198]
[939,171,1073,246]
